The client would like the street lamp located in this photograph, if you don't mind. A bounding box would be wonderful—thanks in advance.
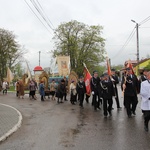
[131,19,139,75]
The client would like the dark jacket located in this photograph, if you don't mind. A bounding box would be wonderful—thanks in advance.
[101,79,114,99]
[76,81,86,95]
[139,75,147,91]
[121,74,139,96]
[56,83,66,98]
[111,75,119,96]
[90,77,100,94]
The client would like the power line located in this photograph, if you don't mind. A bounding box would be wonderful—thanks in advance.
[110,16,150,61]
[111,27,136,59]
[30,0,63,41]
[139,16,150,25]
[30,0,54,31]
[36,0,55,29]
[23,0,64,41]
[23,0,52,34]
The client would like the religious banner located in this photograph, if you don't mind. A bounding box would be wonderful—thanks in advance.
[56,56,70,76]
[7,67,14,84]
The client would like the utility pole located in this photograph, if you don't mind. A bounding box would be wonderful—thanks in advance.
[131,20,139,75]
[39,51,41,66]
[136,23,139,72]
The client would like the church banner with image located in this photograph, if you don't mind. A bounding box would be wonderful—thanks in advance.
[56,56,70,76]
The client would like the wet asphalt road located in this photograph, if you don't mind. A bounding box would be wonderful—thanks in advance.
[0,88,150,150]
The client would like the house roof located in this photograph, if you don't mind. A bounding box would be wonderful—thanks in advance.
[33,66,43,71]
[133,58,150,67]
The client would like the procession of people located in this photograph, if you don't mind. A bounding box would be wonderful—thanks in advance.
[0,66,150,132]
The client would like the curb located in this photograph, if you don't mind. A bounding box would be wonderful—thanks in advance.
[0,103,23,143]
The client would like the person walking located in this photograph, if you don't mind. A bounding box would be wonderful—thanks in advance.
[49,79,56,100]
[90,71,101,111]
[2,80,8,94]
[32,79,38,99]
[56,79,66,103]
[140,71,150,131]
[28,80,37,100]
[18,80,24,99]
[139,67,149,113]
[39,81,45,101]
[101,73,114,117]
[70,80,77,105]
[76,76,86,108]
[16,80,20,97]
[121,67,139,118]
[63,76,68,101]
[111,68,121,109]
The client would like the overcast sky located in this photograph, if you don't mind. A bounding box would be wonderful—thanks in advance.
[1,0,150,72]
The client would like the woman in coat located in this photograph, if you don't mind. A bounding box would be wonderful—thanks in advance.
[70,80,77,105]
[56,79,66,103]
[49,79,56,100]
[18,80,24,99]
[39,81,45,101]
[28,80,37,100]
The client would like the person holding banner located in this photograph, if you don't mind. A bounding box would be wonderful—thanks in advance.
[111,68,121,109]
[121,67,139,118]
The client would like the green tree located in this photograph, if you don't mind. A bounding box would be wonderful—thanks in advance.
[0,28,25,81]
[111,64,124,71]
[92,65,106,76]
[13,63,24,80]
[53,20,106,75]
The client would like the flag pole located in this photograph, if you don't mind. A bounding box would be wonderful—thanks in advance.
[83,63,91,75]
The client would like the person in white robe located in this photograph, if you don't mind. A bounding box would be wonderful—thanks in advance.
[140,71,150,131]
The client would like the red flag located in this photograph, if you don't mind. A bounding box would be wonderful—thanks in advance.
[106,57,111,76]
[83,63,92,96]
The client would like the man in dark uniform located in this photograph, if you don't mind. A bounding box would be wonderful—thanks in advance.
[121,67,139,118]
[101,73,114,117]
[63,76,68,101]
[90,71,101,111]
[76,76,86,108]
[111,68,121,109]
